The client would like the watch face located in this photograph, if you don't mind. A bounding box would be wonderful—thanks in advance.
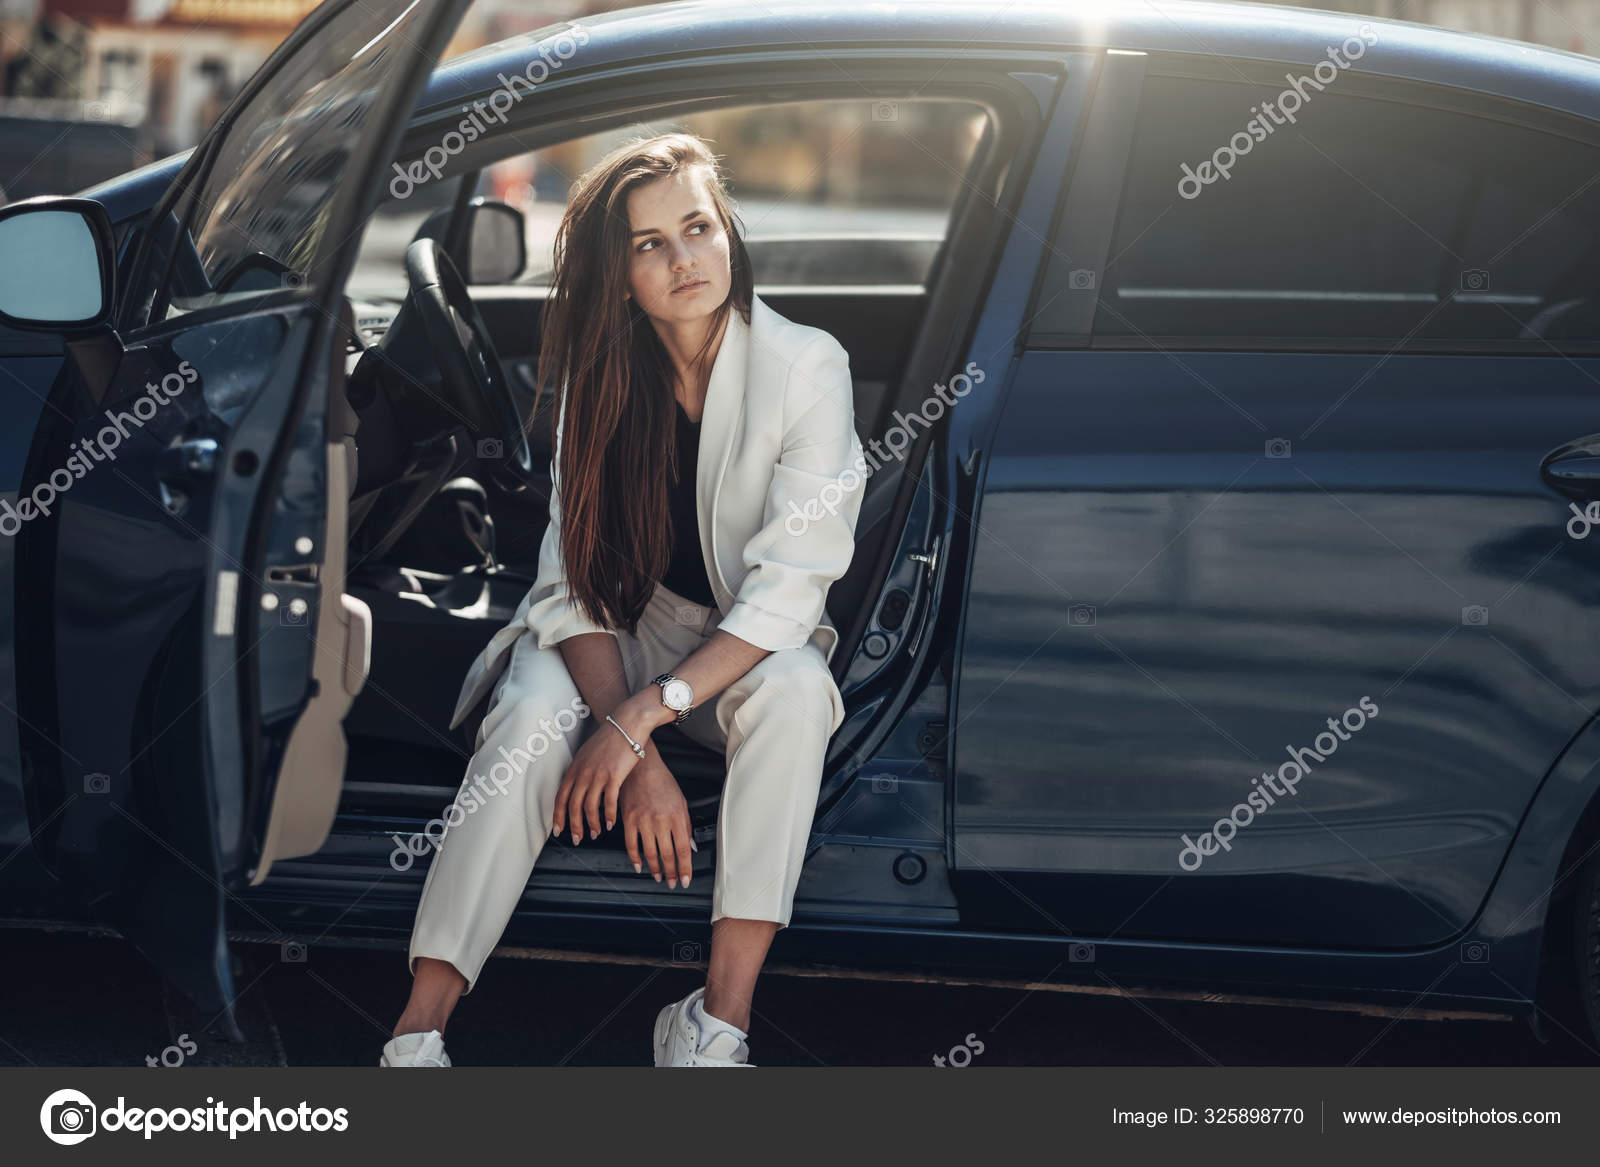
[662,678,693,710]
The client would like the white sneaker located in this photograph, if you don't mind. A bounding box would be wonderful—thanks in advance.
[379,1029,451,1067]
[653,986,755,1067]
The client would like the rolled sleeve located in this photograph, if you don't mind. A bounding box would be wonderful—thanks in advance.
[718,334,866,653]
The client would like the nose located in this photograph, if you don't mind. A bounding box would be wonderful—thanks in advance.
[669,238,694,270]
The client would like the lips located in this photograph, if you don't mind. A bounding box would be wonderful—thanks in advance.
[672,279,706,293]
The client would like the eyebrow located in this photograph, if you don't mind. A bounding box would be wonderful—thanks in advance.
[631,209,708,237]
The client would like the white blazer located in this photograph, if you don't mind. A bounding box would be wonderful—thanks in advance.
[450,292,866,730]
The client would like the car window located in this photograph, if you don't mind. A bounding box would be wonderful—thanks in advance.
[133,0,444,324]
[346,173,463,302]
[461,98,987,290]
[1069,72,1600,350]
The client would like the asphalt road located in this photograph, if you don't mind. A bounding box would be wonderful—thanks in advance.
[1,929,1597,1068]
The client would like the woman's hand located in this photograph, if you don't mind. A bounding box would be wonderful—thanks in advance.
[551,695,660,843]
[616,754,696,888]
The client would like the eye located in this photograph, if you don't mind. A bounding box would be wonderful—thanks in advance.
[636,237,658,254]
[687,220,709,235]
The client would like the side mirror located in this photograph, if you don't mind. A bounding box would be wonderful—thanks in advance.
[410,198,527,286]
[462,199,526,285]
[0,196,116,332]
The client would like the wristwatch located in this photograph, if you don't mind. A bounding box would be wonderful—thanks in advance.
[654,672,695,723]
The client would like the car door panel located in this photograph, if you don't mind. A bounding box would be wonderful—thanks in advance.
[953,55,1600,951]
[10,0,472,1037]
[956,348,1600,948]
[0,356,71,910]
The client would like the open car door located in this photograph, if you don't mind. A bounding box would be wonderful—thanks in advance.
[6,0,472,1040]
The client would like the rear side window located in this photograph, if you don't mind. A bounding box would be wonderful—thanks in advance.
[1089,72,1600,350]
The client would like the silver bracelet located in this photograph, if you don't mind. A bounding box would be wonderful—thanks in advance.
[605,713,647,759]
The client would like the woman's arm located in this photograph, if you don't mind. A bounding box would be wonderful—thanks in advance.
[551,333,864,876]
[552,629,700,888]
[610,330,864,733]
[533,385,665,842]
[609,629,772,739]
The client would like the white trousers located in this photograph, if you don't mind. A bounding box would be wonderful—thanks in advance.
[407,579,846,994]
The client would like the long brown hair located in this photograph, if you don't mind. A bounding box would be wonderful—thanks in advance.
[534,132,755,636]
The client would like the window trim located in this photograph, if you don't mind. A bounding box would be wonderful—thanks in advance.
[1025,51,1600,356]
[1024,48,1147,349]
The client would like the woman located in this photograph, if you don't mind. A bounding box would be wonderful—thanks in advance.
[380,132,865,1067]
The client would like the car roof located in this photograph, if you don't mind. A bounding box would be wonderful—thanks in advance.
[80,0,1600,204]
[429,0,1600,124]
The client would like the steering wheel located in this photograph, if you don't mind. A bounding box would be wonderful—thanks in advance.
[401,237,535,490]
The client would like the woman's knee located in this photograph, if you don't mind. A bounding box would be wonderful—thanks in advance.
[477,642,589,741]
[734,647,840,734]
[476,688,592,779]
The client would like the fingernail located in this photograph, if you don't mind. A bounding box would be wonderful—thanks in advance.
[633,862,642,874]
[690,839,698,852]
[606,819,614,831]
[571,831,580,844]
[654,872,661,882]
[684,875,692,887]
[590,828,597,839]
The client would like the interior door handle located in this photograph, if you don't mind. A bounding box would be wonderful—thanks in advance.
[157,437,219,481]
[156,437,218,516]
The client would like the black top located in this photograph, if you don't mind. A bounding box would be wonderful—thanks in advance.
[660,398,716,607]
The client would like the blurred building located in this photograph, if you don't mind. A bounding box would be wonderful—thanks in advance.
[1278,0,1598,55]
[25,1,317,153]
[453,0,590,52]
[0,0,592,158]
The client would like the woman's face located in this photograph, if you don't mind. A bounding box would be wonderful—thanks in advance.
[623,166,732,325]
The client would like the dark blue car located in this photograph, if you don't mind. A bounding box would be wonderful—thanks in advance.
[5,0,1600,1054]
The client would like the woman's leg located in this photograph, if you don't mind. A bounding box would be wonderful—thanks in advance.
[394,957,466,1037]
[703,919,778,1031]
[394,633,593,1037]
[692,642,844,1032]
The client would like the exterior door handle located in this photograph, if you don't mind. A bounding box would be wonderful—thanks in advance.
[1542,439,1600,494]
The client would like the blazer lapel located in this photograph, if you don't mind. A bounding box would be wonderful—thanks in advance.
[695,297,754,609]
